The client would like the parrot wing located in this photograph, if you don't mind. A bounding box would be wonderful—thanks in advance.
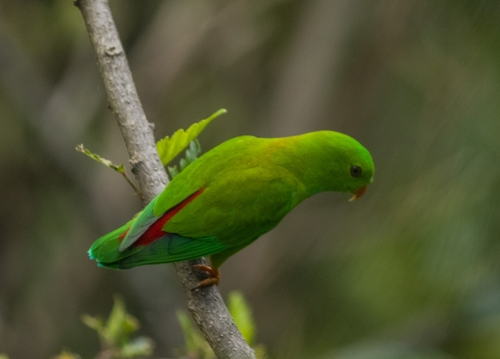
[117,198,158,251]
[92,186,228,269]
[113,232,227,269]
[118,187,204,251]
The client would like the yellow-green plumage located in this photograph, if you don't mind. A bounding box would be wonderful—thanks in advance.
[89,131,374,271]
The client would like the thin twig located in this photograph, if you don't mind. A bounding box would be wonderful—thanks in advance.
[73,0,255,358]
[120,171,142,198]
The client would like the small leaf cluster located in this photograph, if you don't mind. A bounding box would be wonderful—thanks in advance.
[2,292,266,359]
[156,108,226,166]
[76,108,226,193]
[228,291,267,359]
[81,296,154,359]
[167,139,201,179]
[52,351,81,359]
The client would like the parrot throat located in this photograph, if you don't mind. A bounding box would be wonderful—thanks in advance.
[128,188,206,248]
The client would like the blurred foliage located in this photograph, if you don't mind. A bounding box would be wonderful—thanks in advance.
[36,292,264,359]
[175,291,266,359]
[81,296,154,358]
[175,311,214,359]
[228,291,256,345]
[228,291,267,359]
[52,351,81,359]
[1,0,500,359]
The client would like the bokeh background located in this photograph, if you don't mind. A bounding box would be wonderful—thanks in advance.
[1,0,500,358]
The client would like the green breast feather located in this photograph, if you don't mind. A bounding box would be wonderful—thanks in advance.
[89,131,374,275]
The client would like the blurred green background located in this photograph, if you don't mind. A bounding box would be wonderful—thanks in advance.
[1,0,499,358]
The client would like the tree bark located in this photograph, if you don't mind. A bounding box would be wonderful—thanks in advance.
[74,1,255,358]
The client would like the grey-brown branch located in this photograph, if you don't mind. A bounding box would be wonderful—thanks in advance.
[74,0,255,358]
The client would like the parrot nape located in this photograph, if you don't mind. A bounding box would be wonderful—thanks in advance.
[89,131,374,288]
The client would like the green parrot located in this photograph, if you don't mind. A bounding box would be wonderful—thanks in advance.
[89,131,374,288]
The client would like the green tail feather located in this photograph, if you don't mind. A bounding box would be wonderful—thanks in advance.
[88,219,140,268]
[89,218,227,269]
[116,233,227,269]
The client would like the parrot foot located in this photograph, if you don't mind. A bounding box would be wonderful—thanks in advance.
[192,264,220,289]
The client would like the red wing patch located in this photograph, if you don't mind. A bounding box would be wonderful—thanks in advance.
[131,188,205,248]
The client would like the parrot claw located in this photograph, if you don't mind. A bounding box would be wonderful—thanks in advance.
[192,264,220,290]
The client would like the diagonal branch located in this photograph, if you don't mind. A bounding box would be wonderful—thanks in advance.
[73,0,255,358]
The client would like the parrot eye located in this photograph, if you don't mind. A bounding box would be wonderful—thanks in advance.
[350,165,362,178]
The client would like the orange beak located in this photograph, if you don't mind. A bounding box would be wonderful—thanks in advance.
[349,185,367,202]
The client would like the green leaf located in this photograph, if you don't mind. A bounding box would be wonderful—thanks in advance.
[167,165,179,178]
[76,144,140,197]
[176,310,215,358]
[156,108,226,166]
[121,337,154,358]
[179,158,188,171]
[82,296,140,349]
[176,310,200,353]
[185,139,200,163]
[167,139,202,179]
[254,345,268,359]
[0,354,10,359]
[81,314,105,337]
[228,291,256,345]
[105,295,139,347]
[76,144,124,174]
[52,351,81,359]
